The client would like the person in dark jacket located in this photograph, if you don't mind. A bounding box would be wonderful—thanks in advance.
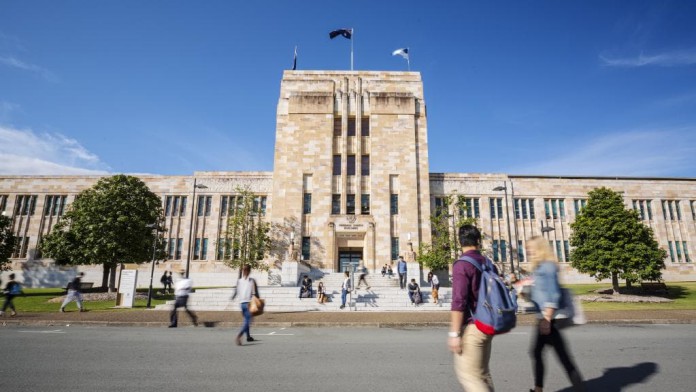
[61,272,85,312]
[1,273,23,317]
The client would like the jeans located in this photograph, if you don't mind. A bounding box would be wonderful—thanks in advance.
[453,323,494,392]
[398,273,407,289]
[341,289,348,307]
[61,290,83,310]
[1,294,16,312]
[239,302,252,338]
[169,295,197,327]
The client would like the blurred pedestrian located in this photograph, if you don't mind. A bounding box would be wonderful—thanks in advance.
[1,273,22,317]
[169,270,198,328]
[355,264,370,290]
[397,256,407,289]
[428,271,440,304]
[60,272,85,312]
[317,282,327,304]
[232,264,258,345]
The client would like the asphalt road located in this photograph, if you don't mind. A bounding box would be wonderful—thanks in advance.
[1,324,694,392]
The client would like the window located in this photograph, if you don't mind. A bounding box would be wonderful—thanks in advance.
[391,237,399,260]
[347,155,356,176]
[458,197,481,219]
[332,194,340,215]
[501,240,507,262]
[201,238,208,260]
[514,198,535,220]
[333,155,341,176]
[197,195,212,216]
[545,199,565,220]
[303,193,312,214]
[194,238,201,260]
[573,199,587,214]
[676,241,683,262]
[12,236,30,258]
[489,198,503,219]
[221,196,229,216]
[333,117,342,137]
[361,117,370,136]
[662,200,681,221]
[252,196,267,215]
[691,201,696,221]
[632,200,653,221]
[14,195,37,216]
[564,240,570,262]
[434,197,448,216]
[168,239,176,259]
[361,155,370,176]
[684,242,691,263]
[301,237,310,260]
[347,118,356,136]
[492,240,500,262]
[390,194,399,215]
[518,240,525,262]
[180,196,187,216]
[346,194,355,215]
[217,239,230,260]
[0,195,7,213]
[44,195,67,216]
[668,241,675,263]
[556,240,564,262]
[176,239,183,260]
[165,196,187,217]
[361,194,370,215]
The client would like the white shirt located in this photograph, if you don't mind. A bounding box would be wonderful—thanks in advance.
[342,277,351,291]
[174,278,193,297]
[236,276,254,304]
[431,274,439,287]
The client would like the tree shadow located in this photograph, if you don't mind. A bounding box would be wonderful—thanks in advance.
[557,362,658,392]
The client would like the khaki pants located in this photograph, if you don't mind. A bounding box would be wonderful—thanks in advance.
[453,323,494,392]
[432,288,439,303]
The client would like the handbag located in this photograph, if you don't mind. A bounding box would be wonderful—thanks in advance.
[249,296,265,316]
[554,288,586,329]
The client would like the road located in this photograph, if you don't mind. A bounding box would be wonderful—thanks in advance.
[0,324,694,391]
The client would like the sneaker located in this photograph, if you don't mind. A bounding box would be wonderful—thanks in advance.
[60,308,65,313]
[79,308,86,312]
[10,311,16,317]
[168,324,177,328]
[247,336,255,342]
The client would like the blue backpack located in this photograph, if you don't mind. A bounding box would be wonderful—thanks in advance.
[459,255,517,335]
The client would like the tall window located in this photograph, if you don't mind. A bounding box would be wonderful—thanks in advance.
[12,236,30,258]
[168,239,176,259]
[252,196,267,215]
[662,200,681,221]
[668,241,675,263]
[556,241,564,262]
[332,194,340,215]
[492,240,500,262]
[564,240,570,262]
[458,197,480,219]
[632,200,653,221]
[545,199,565,220]
[333,155,341,176]
[347,118,356,136]
[514,198,535,219]
[347,155,356,176]
[391,237,399,260]
[14,195,37,216]
[197,195,212,216]
[165,196,187,217]
[691,201,696,221]
[518,240,525,262]
[390,194,399,215]
[346,194,355,215]
[0,195,7,213]
[684,242,691,263]
[194,238,201,260]
[676,241,683,262]
[434,197,448,216]
[44,195,67,216]
[301,237,310,260]
[361,194,370,215]
[573,199,587,214]
[489,198,503,219]
[361,117,370,136]
[303,193,312,214]
[361,155,370,176]
[333,117,342,137]
[217,238,230,260]
[176,239,183,260]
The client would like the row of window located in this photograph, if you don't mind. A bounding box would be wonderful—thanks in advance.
[490,239,571,263]
[332,155,370,176]
[668,241,691,263]
[304,193,401,216]
[333,117,370,137]
[165,195,268,217]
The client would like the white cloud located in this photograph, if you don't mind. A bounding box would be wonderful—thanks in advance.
[509,129,696,177]
[0,55,58,82]
[0,125,111,175]
[600,48,696,67]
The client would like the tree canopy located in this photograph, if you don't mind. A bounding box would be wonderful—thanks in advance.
[570,187,666,293]
[40,175,164,290]
[0,214,17,270]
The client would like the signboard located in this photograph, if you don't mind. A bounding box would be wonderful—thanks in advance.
[117,269,138,308]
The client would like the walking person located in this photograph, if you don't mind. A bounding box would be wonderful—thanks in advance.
[160,271,168,294]
[165,271,173,294]
[428,271,440,304]
[1,273,22,317]
[397,256,407,289]
[169,270,198,328]
[317,282,326,304]
[339,271,351,309]
[448,225,497,391]
[526,236,585,392]
[232,264,258,345]
[60,272,86,312]
[355,264,370,290]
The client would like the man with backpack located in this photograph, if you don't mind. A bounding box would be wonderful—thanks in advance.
[1,273,22,317]
[448,225,499,391]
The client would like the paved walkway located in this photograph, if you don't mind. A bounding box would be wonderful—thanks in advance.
[2,309,695,328]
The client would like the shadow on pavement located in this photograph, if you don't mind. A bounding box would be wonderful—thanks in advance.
[557,362,658,392]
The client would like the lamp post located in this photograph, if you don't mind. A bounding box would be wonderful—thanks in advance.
[493,183,515,274]
[146,223,163,309]
[185,178,208,278]
[540,220,555,238]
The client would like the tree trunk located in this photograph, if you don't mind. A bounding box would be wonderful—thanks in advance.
[611,272,620,294]
[108,264,117,292]
[101,265,110,290]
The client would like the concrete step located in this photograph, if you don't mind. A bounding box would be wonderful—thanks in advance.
[155,286,451,312]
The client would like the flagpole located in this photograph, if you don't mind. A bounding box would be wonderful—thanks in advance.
[350,29,354,71]
[407,47,410,71]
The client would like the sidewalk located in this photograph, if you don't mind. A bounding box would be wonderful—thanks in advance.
[2,309,696,328]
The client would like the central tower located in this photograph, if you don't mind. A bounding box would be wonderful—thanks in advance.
[270,71,431,272]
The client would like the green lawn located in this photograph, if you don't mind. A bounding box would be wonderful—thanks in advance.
[4,288,174,313]
[567,282,696,311]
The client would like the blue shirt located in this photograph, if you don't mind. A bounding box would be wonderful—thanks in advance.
[530,261,562,312]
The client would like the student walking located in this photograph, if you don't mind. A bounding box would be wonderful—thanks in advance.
[317,282,327,304]
[526,236,585,392]
[428,271,440,304]
[233,264,258,345]
[168,270,198,328]
[355,264,370,290]
[60,272,86,312]
[397,256,407,289]
[448,225,497,391]
[1,273,22,317]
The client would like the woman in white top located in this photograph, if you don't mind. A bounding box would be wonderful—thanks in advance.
[233,264,256,346]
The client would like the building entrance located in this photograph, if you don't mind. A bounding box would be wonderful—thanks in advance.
[338,248,363,272]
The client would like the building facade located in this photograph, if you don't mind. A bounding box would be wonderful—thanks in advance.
[1,70,695,286]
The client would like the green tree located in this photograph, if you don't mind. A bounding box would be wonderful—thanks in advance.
[418,195,477,272]
[220,187,271,274]
[40,175,164,291]
[0,213,17,270]
[570,187,666,293]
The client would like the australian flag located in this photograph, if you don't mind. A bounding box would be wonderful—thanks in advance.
[329,28,352,39]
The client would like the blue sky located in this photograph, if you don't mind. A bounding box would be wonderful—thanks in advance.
[1,1,695,178]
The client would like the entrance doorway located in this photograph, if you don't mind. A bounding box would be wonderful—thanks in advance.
[338,248,363,272]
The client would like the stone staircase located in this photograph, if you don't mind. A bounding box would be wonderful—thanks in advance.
[155,273,452,312]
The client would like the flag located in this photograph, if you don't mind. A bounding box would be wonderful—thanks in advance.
[292,46,297,70]
[329,28,352,39]
[392,48,409,60]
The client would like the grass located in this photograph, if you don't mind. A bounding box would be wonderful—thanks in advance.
[566,282,696,311]
[4,288,175,313]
